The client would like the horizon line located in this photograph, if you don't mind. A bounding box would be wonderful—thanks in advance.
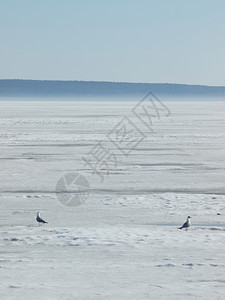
[0,78,225,88]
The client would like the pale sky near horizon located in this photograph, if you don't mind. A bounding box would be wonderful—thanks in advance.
[0,0,224,86]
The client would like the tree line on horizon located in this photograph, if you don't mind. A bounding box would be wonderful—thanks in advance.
[0,79,225,97]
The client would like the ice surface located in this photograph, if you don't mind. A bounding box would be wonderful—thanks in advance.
[0,99,225,299]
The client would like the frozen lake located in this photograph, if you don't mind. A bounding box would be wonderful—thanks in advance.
[0,98,225,299]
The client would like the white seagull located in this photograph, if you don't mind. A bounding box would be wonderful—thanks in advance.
[36,211,48,226]
[178,216,191,230]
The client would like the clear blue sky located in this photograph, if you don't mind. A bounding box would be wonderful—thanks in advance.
[0,0,224,85]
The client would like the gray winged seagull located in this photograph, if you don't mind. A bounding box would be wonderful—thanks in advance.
[36,211,48,226]
[178,216,191,230]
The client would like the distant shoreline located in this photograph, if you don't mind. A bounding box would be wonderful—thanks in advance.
[0,79,225,98]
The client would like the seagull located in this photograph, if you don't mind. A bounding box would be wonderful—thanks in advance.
[178,216,191,230]
[36,211,48,226]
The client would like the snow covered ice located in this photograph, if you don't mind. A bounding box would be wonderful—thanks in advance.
[0,99,225,299]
